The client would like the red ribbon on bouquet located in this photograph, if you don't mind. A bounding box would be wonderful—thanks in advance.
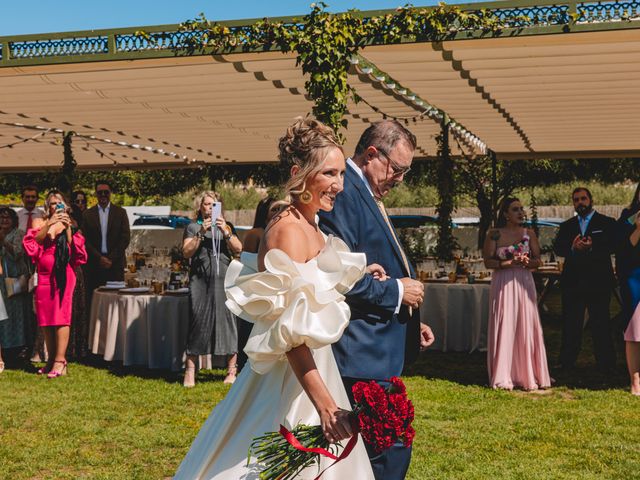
[279,424,359,480]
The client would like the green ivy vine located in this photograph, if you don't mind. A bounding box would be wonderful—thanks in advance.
[434,126,459,260]
[170,2,506,138]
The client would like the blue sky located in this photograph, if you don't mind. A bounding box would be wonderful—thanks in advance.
[0,1,489,36]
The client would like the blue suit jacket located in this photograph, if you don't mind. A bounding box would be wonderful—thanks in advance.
[318,165,420,381]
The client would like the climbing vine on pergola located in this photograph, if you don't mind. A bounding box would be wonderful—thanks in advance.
[167,3,511,138]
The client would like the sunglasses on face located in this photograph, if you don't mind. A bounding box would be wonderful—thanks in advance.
[75,199,87,204]
[96,190,111,196]
[375,147,411,177]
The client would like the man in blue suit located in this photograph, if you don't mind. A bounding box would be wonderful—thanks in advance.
[319,120,434,480]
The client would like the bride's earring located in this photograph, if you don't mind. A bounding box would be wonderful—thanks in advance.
[299,191,313,204]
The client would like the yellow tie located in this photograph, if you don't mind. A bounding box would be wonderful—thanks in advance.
[374,198,411,276]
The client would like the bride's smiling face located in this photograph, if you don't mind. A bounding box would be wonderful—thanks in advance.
[304,147,346,212]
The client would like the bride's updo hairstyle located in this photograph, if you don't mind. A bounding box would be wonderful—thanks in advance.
[278,117,342,199]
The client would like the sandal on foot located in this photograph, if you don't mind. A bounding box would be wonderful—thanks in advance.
[223,364,238,385]
[183,366,196,388]
[47,360,67,379]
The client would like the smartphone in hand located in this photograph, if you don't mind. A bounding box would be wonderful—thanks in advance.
[212,202,222,220]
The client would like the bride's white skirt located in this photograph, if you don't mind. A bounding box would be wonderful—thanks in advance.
[174,345,374,480]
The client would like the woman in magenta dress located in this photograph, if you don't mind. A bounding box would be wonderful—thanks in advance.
[482,197,551,390]
[23,190,87,378]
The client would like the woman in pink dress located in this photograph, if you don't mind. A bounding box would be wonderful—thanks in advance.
[23,190,87,378]
[482,197,551,390]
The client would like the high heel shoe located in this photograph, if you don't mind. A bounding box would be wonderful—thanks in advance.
[223,364,238,385]
[47,360,67,379]
[183,366,196,388]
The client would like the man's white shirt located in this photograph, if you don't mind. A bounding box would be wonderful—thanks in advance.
[98,202,111,255]
[16,207,45,233]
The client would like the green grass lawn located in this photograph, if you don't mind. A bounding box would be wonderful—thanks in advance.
[1,293,638,480]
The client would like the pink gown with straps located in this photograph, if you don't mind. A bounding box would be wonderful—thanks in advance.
[488,230,551,390]
[23,228,87,327]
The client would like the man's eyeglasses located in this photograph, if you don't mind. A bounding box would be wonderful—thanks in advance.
[375,147,411,178]
[96,190,111,196]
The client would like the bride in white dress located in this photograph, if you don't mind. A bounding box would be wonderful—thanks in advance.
[174,118,377,479]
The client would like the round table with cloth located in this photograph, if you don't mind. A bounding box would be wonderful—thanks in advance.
[88,289,212,371]
[420,282,491,352]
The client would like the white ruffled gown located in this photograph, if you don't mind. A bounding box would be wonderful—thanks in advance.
[174,235,375,480]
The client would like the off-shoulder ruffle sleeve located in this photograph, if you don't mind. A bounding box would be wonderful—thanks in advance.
[225,235,366,374]
[70,231,88,268]
[22,228,42,261]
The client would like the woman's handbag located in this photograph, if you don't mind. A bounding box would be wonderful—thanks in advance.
[2,257,28,297]
[28,271,38,293]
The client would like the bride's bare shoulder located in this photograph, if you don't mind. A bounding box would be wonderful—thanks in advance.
[260,213,308,264]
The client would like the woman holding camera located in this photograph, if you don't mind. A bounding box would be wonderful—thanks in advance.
[182,191,242,387]
[23,190,87,378]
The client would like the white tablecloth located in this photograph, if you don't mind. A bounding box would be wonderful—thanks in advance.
[89,290,212,371]
[420,282,490,352]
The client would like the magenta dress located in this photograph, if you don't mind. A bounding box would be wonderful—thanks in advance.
[488,231,551,390]
[23,228,88,327]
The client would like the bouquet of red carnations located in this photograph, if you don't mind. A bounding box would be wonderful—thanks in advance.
[249,376,415,480]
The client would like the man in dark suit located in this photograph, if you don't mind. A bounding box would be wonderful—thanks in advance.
[319,120,434,480]
[553,187,617,371]
[81,180,131,294]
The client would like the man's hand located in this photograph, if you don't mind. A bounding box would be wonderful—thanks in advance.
[419,323,434,351]
[99,256,113,269]
[572,235,592,252]
[400,278,424,309]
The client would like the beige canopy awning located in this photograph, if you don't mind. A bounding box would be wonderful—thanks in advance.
[1,1,639,171]
[358,27,640,160]
[0,52,453,171]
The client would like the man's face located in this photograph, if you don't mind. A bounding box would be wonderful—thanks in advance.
[361,141,414,199]
[22,190,38,211]
[572,190,592,217]
[96,184,112,207]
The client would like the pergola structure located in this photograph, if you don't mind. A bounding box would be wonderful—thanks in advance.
[1,0,640,171]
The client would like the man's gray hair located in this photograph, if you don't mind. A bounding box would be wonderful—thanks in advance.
[354,120,417,156]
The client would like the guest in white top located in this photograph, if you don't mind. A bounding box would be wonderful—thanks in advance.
[16,185,45,233]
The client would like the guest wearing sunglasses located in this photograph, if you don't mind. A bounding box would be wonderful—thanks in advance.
[70,191,88,228]
[81,181,131,306]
